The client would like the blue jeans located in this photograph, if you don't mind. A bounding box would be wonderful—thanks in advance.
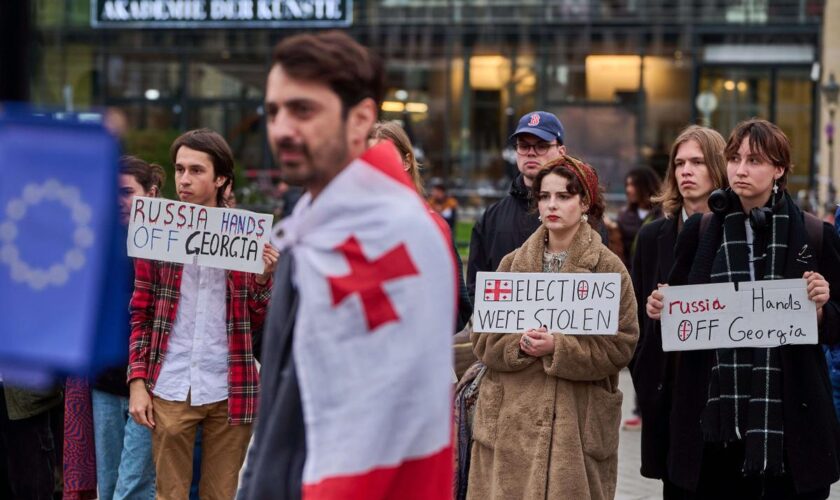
[824,347,840,421]
[190,425,201,500]
[91,390,155,500]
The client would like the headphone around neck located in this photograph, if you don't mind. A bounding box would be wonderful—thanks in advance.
[707,188,777,231]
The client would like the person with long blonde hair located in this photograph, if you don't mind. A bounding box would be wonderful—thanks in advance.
[369,120,424,194]
[628,125,727,497]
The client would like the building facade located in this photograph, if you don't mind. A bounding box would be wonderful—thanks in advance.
[29,0,825,196]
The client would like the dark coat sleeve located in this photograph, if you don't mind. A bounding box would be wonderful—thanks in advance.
[629,220,673,479]
[630,224,651,353]
[818,223,840,345]
[629,221,661,373]
[667,214,704,286]
[453,246,473,333]
[237,254,305,500]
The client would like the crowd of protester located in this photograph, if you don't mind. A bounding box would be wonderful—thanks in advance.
[2,31,840,500]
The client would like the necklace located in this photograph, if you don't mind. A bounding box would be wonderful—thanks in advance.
[542,232,568,272]
[543,250,568,273]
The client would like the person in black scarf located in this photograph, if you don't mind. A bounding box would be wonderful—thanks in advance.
[646,119,840,499]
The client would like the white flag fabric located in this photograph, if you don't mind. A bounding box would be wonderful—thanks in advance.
[280,142,456,499]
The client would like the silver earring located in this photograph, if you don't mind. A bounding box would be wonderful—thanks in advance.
[580,214,589,223]
[538,215,543,222]
[773,181,779,194]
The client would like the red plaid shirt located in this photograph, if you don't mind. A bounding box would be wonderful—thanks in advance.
[128,259,271,425]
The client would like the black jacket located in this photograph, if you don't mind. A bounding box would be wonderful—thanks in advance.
[629,216,678,480]
[238,252,305,500]
[663,207,840,493]
[617,205,663,265]
[453,248,473,332]
[466,175,540,298]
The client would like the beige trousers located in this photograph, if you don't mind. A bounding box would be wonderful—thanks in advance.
[151,397,252,500]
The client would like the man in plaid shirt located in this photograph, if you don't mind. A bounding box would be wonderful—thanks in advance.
[128,129,278,499]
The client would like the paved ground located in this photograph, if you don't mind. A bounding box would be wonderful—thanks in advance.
[615,369,840,499]
[616,369,663,500]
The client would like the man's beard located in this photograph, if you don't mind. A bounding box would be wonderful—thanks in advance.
[273,127,349,189]
[274,138,313,186]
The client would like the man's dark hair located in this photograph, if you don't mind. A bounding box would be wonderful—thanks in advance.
[170,128,234,207]
[724,118,792,190]
[272,31,385,116]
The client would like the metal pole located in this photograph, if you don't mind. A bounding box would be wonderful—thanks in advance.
[829,108,836,205]
[459,43,472,178]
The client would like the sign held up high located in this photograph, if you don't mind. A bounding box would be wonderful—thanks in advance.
[472,271,621,335]
[660,279,818,352]
[127,196,272,273]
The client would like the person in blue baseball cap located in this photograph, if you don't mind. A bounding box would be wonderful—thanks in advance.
[509,111,566,183]
[467,111,567,298]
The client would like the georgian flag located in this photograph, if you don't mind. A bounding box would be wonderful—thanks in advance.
[280,142,456,499]
[483,279,513,302]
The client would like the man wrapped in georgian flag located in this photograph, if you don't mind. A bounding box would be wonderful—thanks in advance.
[275,142,456,499]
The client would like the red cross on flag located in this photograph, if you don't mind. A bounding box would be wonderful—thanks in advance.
[279,141,456,500]
[484,279,513,302]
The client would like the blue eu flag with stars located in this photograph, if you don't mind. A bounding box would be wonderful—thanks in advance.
[0,112,128,385]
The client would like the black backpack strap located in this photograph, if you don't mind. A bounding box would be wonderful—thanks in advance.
[803,212,823,262]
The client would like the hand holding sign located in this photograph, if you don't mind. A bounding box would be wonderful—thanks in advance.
[257,243,279,285]
[646,284,667,320]
[804,271,830,322]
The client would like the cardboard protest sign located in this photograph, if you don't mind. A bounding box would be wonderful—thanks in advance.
[660,279,817,352]
[472,271,621,334]
[127,196,273,273]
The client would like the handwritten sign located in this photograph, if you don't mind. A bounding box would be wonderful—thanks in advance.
[127,196,273,273]
[472,272,621,334]
[660,279,817,351]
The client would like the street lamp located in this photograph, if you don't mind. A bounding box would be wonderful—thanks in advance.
[822,72,839,205]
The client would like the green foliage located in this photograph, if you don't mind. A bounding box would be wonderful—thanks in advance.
[455,220,472,261]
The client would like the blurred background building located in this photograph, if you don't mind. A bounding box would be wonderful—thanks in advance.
[13,0,836,208]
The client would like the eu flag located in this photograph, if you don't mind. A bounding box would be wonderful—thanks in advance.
[0,112,127,385]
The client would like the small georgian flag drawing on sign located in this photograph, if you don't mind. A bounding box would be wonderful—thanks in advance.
[484,279,513,302]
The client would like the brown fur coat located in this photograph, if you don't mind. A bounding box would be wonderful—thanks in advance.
[467,223,639,500]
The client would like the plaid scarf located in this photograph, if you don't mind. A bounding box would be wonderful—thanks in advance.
[701,193,789,475]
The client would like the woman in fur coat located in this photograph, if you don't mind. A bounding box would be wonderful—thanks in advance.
[467,156,639,500]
